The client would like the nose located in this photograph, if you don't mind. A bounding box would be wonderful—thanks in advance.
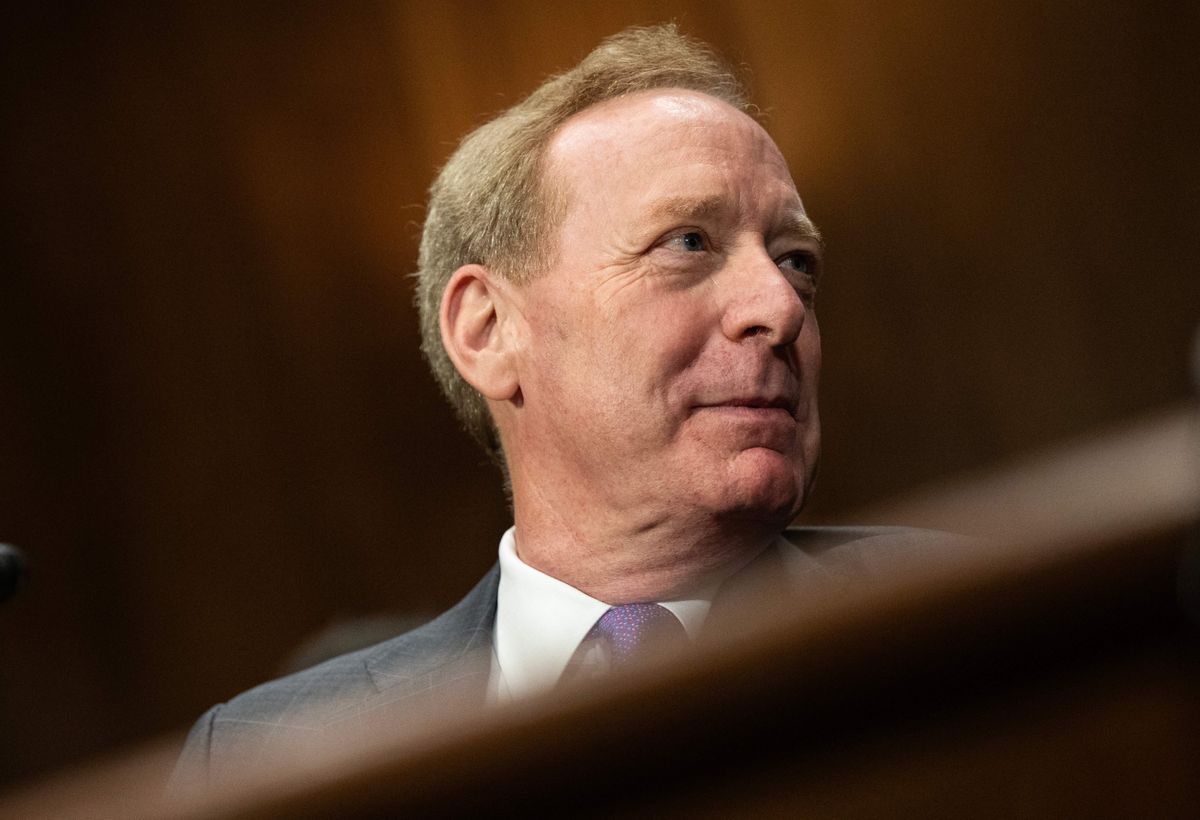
[719,249,807,347]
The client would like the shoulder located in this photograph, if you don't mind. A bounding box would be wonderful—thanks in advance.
[782,524,967,553]
[780,524,975,580]
[168,642,385,796]
[203,641,384,736]
[169,564,501,794]
[212,561,499,729]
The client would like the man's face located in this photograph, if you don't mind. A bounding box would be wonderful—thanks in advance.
[507,89,821,532]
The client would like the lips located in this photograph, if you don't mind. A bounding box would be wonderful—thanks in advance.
[724,396,797,412]
[695,395,800,418]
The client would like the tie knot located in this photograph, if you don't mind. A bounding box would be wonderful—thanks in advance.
[588,603,688,669]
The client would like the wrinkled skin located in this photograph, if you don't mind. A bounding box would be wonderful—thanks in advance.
[487,90,823,601]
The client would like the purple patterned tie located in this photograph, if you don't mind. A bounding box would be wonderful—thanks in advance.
[586,603,688,670]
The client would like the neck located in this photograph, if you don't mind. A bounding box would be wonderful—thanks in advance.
[509,470,779,604]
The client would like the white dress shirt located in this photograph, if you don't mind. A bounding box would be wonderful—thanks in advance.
[489,526,808,703]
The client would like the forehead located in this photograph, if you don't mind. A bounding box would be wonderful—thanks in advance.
[544,89,800,215]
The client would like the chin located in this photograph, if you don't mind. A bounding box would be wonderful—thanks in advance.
[705,447,804,525]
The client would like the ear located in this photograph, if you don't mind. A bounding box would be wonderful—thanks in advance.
[440,264,521,401]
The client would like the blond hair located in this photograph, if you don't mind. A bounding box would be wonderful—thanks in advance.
[415,24,749,465]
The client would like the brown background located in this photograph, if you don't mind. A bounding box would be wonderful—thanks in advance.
[0,0,1196,788]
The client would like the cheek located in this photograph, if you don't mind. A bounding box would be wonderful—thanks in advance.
[602,300,709,378]
[527,288,718,434]
[522,314,595,415]
[640,297,716,366]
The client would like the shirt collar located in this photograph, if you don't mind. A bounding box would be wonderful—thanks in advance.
[492,526,721,701]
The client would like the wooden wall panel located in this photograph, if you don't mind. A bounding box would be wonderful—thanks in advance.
[1,0,1196,787]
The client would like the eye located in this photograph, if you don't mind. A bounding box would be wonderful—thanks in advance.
[778,251,813,275]
[778,251,819,304]
[664,230,709,253]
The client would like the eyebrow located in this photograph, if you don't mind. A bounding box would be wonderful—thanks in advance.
[644,195,824,249]
[774,211,824,250]
[645,194,726,223]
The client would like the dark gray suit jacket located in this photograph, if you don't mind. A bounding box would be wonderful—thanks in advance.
[170,525,952,792]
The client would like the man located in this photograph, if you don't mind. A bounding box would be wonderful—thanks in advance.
[172,24,942,790]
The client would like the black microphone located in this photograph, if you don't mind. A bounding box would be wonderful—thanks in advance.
[0,543,27,603]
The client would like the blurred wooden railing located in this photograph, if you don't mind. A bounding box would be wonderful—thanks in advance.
[1,404,1196,819]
